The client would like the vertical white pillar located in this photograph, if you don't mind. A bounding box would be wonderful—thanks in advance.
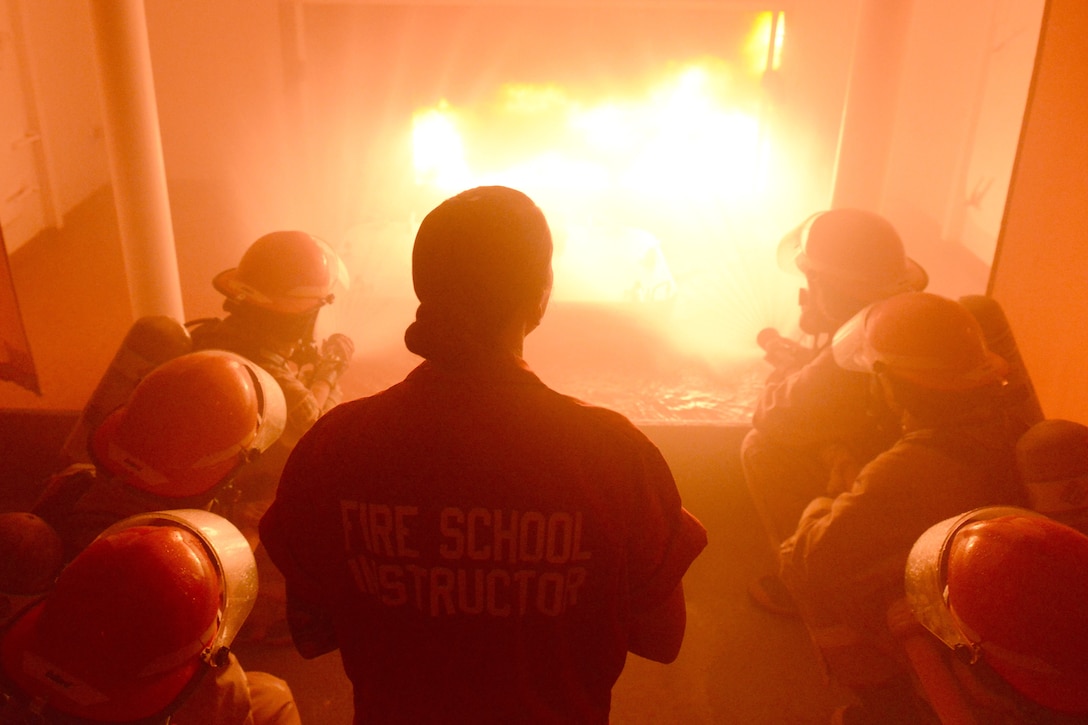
[87,0,184,321]
[831,0,913,210]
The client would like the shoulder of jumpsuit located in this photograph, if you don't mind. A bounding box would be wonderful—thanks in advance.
[409,359,663,453]
[280,386,378,446]
[242,346,292,374]
[756,345,871,407]
[899,422,1018,457]
[542,378,672,458]
[188,316,288,367]
[847,436,956,495]
[751,375,877,445]
[783,343,870,388]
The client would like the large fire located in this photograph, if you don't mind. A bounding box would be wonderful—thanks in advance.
[325,10,813,423]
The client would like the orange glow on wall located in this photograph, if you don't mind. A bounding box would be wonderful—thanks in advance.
[747,11,785,73]
[0,228,40,395]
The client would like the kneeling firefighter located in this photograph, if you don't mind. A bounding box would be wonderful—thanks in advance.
[0,509,300,724]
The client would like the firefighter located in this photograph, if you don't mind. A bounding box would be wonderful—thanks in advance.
[188,230,355,457]
[28,350,286,564]
[743,209,928,615]
[0,509,299,724]
[906,506,1088,720]
[187,230,355,642]
[778,292,1029,724]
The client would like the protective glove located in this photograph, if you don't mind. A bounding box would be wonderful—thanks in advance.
[311,333,354,387]
[322,333,354,364]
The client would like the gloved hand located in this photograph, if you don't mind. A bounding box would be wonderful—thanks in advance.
[311,333,354,387]
[321,333,354,365]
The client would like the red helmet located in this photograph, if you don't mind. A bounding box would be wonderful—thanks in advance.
[832,292,1008,391]
[906,507,1088,715]
[90,350,286,499]
[213,230,349,314]
[0,509,256,722]
[0,512,63,597]
[777,209,927,301]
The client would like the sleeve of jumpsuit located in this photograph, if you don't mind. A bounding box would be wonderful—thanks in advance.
[752,346,880,449]
[777,445,940,617]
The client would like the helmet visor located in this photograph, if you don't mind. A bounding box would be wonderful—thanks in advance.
[239,359,287,454]
[905,506,1047,655]
[99,509,258,653]
[830,303,876,373]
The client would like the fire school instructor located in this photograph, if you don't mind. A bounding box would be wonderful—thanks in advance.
[260,185,707,725]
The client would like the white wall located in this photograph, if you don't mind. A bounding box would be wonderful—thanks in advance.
[9,0,109,236]
[879,0,1044,297]
[992,0,1088,422]
[143,0,305,320]
[7,1,304,318]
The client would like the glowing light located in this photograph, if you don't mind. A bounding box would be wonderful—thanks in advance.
[570,103,641,153]
[394,9,812,368]
[747,11,786,73]
[405,55,802,360]
[411,101,470,191]
[619,65,764,203]
[501,83,569,114]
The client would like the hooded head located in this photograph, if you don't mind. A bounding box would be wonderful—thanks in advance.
[404,186,553,364]
[1016,419,1088,531]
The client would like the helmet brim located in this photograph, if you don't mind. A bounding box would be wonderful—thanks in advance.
[777,214,929,300]
[237,358,287,454]
[905,506,1047,655]
[213,239,350,315]
[90,409,240,500]
[832,300,1010,391]
[213,267,329,315]
[0,602,202,722]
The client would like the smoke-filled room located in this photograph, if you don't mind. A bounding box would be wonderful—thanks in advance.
[3,1,1088,724]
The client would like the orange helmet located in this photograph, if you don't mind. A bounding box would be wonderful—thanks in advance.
[832,291,1008,391]
[0,509,257,723]
[906,507,1088,715]
[213,230,349,314]
[90,350,286,499]
[0,512,63,596]
[777,209,927,301]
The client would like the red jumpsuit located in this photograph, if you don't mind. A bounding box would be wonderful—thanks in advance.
[260,356,707,725]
